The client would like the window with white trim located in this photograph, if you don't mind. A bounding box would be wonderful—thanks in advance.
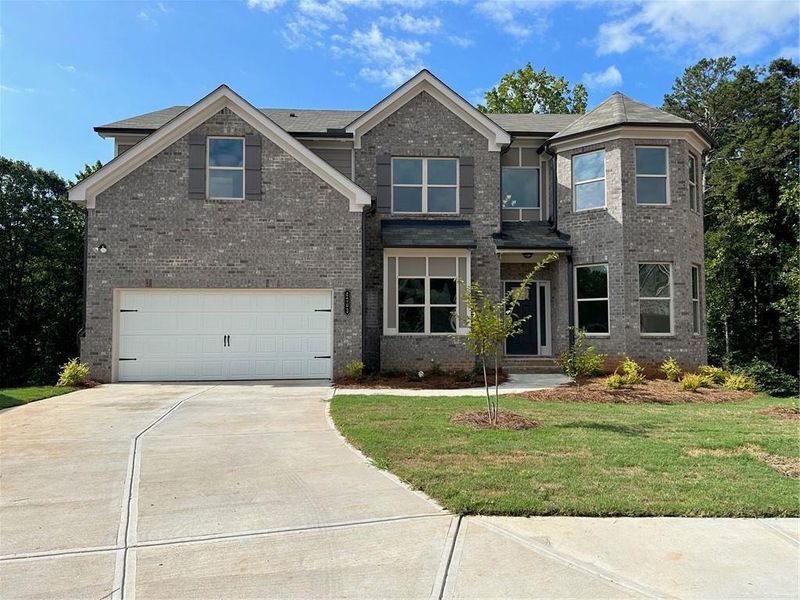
[384,252,470,335]
[575,264,609,335]
[207,137,245,199]
[573,149,606,211]
[392,157,458,213]
[502,147,540,219]
[639,263,673,335]
[692,264,702,334]
[635,146,669,205]
[688,154,698,212]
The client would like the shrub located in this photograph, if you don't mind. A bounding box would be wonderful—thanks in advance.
[619,356,646,385]
[680,373,704,392]
[56,358,90,387]
[738,360,799,397]
[345,360,364,380]
[698,365,728,385]
[429,361,444,376]
[660,357,682,382]
[723,373,756,391]
[558,329,606,385]
[606,372,626,390]
[406,369,424,382]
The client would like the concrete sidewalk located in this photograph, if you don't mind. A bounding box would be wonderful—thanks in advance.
[335,373,571,396]
[1,382,797,599]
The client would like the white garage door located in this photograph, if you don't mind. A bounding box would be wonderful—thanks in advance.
[116,289,332,381]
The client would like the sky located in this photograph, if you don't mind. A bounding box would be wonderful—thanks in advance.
[1,0,798,180]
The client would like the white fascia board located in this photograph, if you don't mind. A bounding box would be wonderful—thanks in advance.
[548,126,711,155]
[346,71,510,152]
[70,85,371,212]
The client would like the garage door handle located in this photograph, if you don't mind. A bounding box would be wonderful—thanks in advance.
[314,309,331,312]
[314,355,331,359]
[223,335,230,347]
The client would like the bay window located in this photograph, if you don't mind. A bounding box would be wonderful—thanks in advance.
[392,158,458,213]
[385,252,470,335]
[575,264,609,335]
[636,146,669,205]
[573,150,606,211]
[639,263,673,335]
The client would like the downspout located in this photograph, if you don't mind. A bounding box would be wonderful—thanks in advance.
[77,210,88,350]
[567,249,575,347]
[361,204,369,369]
[544,145,558,232]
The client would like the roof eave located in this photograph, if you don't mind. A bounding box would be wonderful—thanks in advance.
[546,122,712,150]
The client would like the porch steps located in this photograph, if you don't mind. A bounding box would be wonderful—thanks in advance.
[503,357,562,374]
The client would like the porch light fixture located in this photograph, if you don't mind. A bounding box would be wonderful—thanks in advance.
[96,244,108,254]
[522,252,533,258]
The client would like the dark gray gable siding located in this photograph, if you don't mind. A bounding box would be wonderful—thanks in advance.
[311,148,352,179]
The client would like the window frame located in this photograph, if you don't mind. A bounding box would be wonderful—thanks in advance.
[574,263,611,337]
[572,149,606,212]
[691,264,702,335]
[207,136,246,200]
[688,153,699,213]
[391,157,459,214]
[383,249,471,336]
[501,146,542,220]
[638,262,674,336]
[635,145,670,206]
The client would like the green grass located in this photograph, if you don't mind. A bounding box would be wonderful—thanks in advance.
[0,386,77,409]
[330,393,800,517]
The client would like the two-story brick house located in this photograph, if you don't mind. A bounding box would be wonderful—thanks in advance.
[69,70,711,382]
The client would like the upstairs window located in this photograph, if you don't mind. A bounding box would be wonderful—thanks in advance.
[688,154,698,212]
[636,147,669,205]
[573,150,606,211]
[392,158,458,214]
[502,147,540,219]
[639,263,673,335]
[575,264,609,335]
[208,137,244,199]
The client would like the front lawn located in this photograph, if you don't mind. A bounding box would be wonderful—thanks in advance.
[330,392,799,517]
[0,386,77,410]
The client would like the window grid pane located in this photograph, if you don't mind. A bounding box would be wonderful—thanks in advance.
[502,168,540,208]
[639,263,672,334]
[392,256,465,334]
[392,158,458,214]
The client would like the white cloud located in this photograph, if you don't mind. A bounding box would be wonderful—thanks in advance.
[0,85,36,94]
[776,45,800,60]
[341,24,429,87]
[137,10,151,22]
[448,35,474,49]
[474,0,554,39]
[596,0,800,57]
[246,0,287,10]
[379,13,441,34]
[57,63,77,73]
[583,65,623,89]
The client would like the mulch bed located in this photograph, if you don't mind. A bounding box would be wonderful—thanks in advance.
[335,370,507,390]
[450,410,539,430]
[512,378,754,404]
[760,406,800,420]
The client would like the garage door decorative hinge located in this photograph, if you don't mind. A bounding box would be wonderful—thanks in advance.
[118,357,137,361]
[119,309,138,312]
[314,355,331,359]
[314,308,332,312]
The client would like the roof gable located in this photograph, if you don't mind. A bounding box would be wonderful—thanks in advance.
[70,85,371,211]
[345,70,511,151]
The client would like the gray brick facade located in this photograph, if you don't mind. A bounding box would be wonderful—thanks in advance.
[82,108,362,381]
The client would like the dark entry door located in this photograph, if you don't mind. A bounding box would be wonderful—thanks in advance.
[505,282,538,355]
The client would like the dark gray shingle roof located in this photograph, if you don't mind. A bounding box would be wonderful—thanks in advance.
[548,92,694,142]
[485,113,579,134]
[382,220,476,248]
[493,221,571,250]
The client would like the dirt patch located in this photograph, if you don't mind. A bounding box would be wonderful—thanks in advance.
[335,369,507,390]
[513,378,753,404]
[685,444,800,479]
[450,410,539,430]
[760,406,800,420]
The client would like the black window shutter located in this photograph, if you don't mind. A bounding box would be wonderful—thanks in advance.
[245,134,262,200]
[188,133,206,200]
[460,156,475,213]
[376,153,391,213]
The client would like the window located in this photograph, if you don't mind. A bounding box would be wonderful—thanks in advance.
[688,154,698,212]
[502,147,540,218]
[392,158,458,213]
[639,263,673,335]
[208,137,244,199]
[385,253,469,335]
[575,265,609,335]
[692,265,702,334]
[573,150,606,211]
[636,146,668,205]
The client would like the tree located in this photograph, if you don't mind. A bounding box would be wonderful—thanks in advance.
[458,253,557,424]
[663,57,799,375]
[74,160,102,184]
[0,158,87,385]
[478,63,588,114]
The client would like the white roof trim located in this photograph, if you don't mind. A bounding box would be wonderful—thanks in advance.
[69,85,371,212]
[548,125,711,155]
[346,70,511,152]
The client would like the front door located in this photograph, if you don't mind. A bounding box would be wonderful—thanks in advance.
[505,282,538,355]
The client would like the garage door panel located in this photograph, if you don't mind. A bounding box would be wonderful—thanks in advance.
[118,290,332,381]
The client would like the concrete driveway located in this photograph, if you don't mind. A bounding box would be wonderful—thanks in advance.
[1,383,797,599]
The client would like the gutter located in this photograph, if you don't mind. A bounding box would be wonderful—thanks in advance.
[544,145,558,232]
